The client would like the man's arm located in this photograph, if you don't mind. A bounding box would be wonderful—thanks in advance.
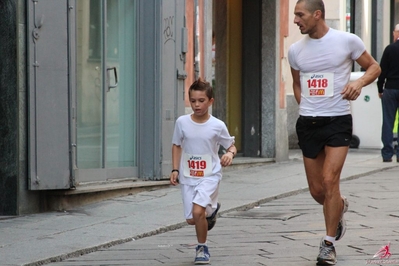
[291,68,301,104]
[341,51,381,100]
[377,47,389,97]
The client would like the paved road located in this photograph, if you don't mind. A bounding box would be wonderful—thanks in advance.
[45,158,399,265]
[1,149,398,266]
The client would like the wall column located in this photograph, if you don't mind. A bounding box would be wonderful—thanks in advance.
[0,0,18,215]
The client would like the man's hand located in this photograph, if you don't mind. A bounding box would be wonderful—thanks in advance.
[341,80,363,100]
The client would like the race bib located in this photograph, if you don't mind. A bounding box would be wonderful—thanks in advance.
[183,153,212,178]
[302,73,334,97]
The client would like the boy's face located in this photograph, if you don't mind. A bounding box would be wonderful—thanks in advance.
[189,90,214,118]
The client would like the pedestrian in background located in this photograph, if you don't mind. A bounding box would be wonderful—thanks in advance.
[288,0,381,265]
[169,78,236,265]
[377,23,399,163]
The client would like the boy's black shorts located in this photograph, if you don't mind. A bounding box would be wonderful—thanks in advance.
[296,114,352,159]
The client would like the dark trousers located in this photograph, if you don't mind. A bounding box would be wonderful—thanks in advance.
[381,89,399,159]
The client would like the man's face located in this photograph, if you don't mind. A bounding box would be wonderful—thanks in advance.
[293,2,317,35]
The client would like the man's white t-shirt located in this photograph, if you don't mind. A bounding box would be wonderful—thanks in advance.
[288,28,366,116]
[172,114,235,186]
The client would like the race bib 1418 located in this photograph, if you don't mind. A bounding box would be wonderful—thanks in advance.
[301,73,334,97]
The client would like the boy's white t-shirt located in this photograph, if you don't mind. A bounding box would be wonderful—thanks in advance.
[172,114,235,186]
[288,28,366,116]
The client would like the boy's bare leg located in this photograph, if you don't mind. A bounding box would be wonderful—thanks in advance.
[192,203,208,243]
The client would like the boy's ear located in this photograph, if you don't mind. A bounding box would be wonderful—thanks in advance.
[209,97,214,104]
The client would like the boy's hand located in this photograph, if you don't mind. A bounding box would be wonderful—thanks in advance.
[170,171,179,186]
[220,152,234,167]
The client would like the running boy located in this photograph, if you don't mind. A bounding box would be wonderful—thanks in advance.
[170,78,236,265]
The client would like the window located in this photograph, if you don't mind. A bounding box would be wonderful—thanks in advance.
[89,0,119,60]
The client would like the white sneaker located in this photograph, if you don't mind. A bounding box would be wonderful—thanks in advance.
[194,245,210,264]
[317,238,337,265]
[335,196,348,241]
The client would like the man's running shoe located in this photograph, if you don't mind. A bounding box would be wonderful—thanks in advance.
[194,245,210,264]
[335,196,349,241]
[317,238,337,265]
[206,202,221,231]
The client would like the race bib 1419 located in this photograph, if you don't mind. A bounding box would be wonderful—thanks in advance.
[183,153,212,178]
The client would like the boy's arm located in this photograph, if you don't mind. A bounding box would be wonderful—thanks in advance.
[220,144,237,167]
[170,144,182,185]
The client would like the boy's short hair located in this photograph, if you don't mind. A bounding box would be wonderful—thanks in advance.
[189,78,214,99]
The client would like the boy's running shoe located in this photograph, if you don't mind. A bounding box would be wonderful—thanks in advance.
[206,202,221,231]
[317,238,337,265]
[194,245,210,264]
[336,196,349,241]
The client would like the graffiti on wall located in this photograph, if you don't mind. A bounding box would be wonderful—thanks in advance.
[163,16,175,44]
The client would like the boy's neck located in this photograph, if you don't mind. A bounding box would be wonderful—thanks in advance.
[191,113,210,123]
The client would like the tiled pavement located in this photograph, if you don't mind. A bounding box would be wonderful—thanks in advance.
[45,167,399,266]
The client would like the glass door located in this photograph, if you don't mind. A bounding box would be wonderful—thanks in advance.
[76,0,137,182]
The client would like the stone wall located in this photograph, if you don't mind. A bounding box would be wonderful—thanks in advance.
[0,0,18,215]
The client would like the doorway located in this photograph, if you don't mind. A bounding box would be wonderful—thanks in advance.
[75,0,137,182]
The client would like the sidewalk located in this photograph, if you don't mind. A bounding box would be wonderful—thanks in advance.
[0,149,397,266]
[47,164,399,266]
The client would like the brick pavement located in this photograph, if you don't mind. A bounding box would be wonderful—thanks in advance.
[45,166,399,266]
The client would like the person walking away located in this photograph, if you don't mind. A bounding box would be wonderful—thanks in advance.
[377,23,399,163]
[169,78,237,265]
[288,0,381,265]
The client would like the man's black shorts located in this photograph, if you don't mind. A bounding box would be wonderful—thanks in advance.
[296,114,352,159]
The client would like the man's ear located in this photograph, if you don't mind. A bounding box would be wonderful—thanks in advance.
[314,10,322,20]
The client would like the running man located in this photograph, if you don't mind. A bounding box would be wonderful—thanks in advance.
[288,0,381,264]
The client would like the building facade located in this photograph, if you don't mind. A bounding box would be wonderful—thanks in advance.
[2,0,188,214]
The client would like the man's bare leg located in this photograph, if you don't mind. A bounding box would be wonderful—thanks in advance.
[322,146,348,237]
[303,146,347,237]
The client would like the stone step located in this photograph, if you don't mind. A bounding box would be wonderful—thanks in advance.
[45,157,274,211]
